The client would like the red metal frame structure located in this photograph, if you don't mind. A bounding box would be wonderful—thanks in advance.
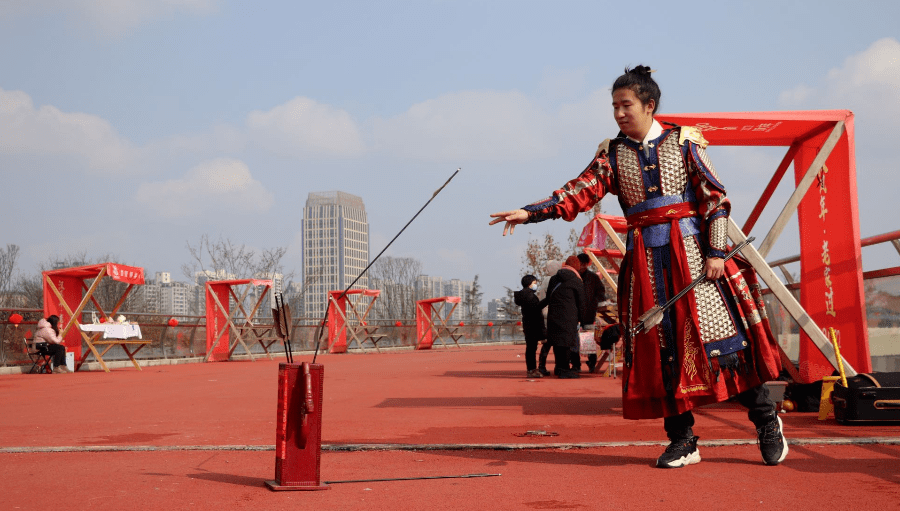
[415,296,462,350]
[325,289,380,354]
[656,110,866,381]
[42,263,145,372]
[205,279,273,362]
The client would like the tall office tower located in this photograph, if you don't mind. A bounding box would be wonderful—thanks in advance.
[442,278,473,321]
[415,275,443,300]
[302,191,369,320]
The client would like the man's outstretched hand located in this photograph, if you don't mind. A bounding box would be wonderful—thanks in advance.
[489,209,529,236]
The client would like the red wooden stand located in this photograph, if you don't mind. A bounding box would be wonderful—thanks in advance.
[265,362,329,491]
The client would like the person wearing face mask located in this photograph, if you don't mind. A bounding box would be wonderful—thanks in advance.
[489,65,786,468]
[514,274,547,378]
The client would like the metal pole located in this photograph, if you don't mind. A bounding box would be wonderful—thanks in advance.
[312,168,460,363]
[324,473,500,484]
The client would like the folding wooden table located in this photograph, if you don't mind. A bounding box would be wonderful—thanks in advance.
[76,323,148,371]
[326,289,381,353]
[42,263,146,373]
[415,296,462,350]
[205,279,273,362]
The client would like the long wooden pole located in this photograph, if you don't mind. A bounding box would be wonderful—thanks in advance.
[727,218,857,376]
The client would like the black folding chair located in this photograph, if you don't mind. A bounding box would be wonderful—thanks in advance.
[24,338,52,374]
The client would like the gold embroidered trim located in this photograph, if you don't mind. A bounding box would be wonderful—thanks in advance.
[679,126,709,148]
[679,384,711,394]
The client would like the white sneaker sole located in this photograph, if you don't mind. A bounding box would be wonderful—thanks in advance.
[764,416,789,465]
[657,449,701,468]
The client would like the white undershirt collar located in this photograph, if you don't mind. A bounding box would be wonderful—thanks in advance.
[627,119,663,145]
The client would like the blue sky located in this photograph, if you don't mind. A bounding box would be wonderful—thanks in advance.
[2,0,898,304]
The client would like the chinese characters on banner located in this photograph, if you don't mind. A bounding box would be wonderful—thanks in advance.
[817,165,842,364]
[818,166,837,319]
[693,122,783,133]
[107,263,145,285]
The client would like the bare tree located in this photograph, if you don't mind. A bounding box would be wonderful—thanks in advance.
[14,272,43,309]
[182,234,293,282]
[521,233,566,279]
[464,275,483,320]
[496,286,522,324]
[566,227,581,256]
[367,256,423,320]
[0,244,20,307]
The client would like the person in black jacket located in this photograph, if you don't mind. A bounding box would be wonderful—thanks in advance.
[577,253,607,372]
[514,275,547,378]
[545,256,586,379]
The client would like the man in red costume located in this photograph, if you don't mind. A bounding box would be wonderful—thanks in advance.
[490,66,788,468]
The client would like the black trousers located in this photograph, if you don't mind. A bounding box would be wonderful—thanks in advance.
[569,350,582,371]
[524,338,540,371]
[552,345,573,373]
[538,342,552,370]
[664,384,776,440]
[40,343,67,368]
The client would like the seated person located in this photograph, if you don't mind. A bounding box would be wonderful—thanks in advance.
[599,324,621,350]
[34,315,69,373]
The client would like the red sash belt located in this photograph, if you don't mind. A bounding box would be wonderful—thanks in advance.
[626,202,697,229]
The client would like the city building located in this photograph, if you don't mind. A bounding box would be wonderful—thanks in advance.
[415,275,443,300]
[486,298,508,320]
[301,191,369,320]
[442,278,473,321]
[160,281,192,317]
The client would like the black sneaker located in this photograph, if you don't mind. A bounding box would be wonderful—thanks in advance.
[538,367,551,376]
[757,415,788,465]
[656,436,701,468]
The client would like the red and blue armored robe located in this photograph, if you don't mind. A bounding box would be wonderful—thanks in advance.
[522,120,781,420]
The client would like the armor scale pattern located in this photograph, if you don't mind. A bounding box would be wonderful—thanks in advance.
[616,145,646,207]
[696,146,721,180]
[685,238,737,342]
[709,216,728,251]
[658,133,687,195]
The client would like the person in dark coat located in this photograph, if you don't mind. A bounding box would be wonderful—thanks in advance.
[577,253,607,372]
[514,274,547,378]
[545,256,586,378]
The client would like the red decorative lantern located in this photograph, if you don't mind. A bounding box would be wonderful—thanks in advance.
[516,321,522,326]
[361,321,366,326]
[395,321,403,327]
[9,313,23,326]
[168,318,179,327]
[487,322,494,327]
[99,317,107,323]
[459,321,465,327]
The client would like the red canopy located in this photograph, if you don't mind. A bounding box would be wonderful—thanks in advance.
[43,262,145,285]
[42,262,145,360]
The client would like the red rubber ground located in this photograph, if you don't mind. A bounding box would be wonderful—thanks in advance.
[2,344,899,510]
